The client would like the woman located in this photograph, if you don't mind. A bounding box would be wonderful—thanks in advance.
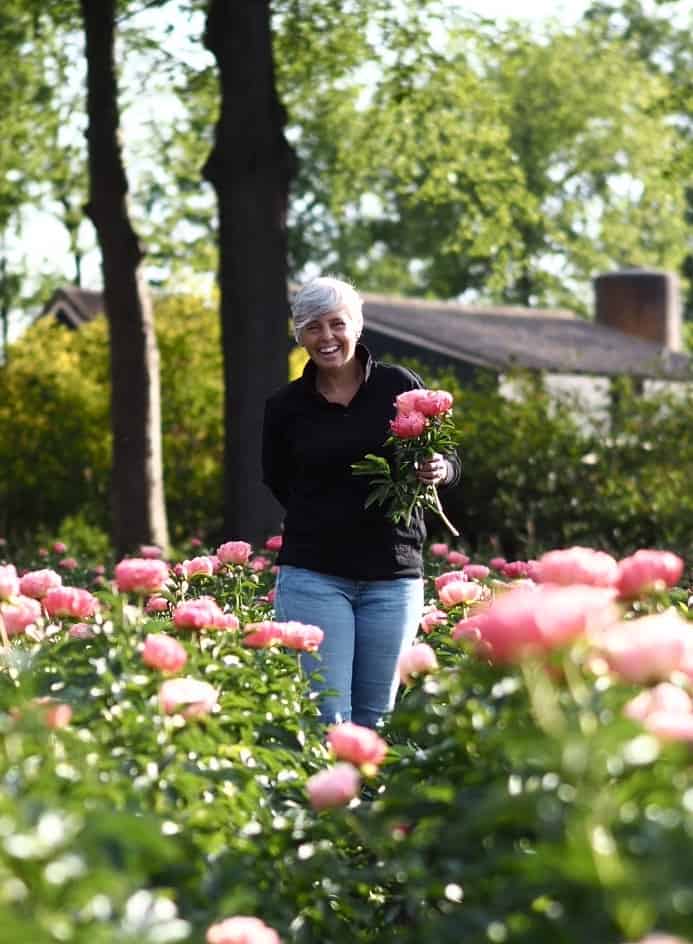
[262,276,461,728]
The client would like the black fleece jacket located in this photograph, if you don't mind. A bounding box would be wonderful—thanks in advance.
[261,345,461,580]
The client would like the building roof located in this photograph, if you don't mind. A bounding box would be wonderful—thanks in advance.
[41,287,104,328]
[362,293,692,381]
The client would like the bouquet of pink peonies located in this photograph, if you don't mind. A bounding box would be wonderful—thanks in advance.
[352,388,460,536]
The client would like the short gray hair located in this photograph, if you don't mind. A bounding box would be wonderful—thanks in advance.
[291,276,363,343]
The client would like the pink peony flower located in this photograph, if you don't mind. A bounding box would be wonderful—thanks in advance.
[625,936,692,944]
[280,620,324,651]
[59,557,78,571]
[250,555,271,572]
[389,410,428,438]
[217,541,253,565]
[52,541,67,555]
[264,534,283,552]
[142,633,188,672]
[327,722,388,768]
[536,546,619,587]
[463,564,491,581]
[115,558,169,595]
[399,642,439,684]
[420,608,448,634]
[145,595,170,614]
[306,763,361,810]
[624,682,693,723]
[242,620,284,649]
[489,556,507,570]
[206,916,281,944]
[159,677,218,718]
[69,622,95,640]
[20,569,63,600]
[190,537,203,549]
[182,555,216,579]
[44,586,99,620]
[35,697,73,729]
[451,613,489,643]
[173,597,239,632]
[1,595,42,636]
[394,389,423,415]
[0,564,19,600]
[596,609,693,683]
[474,584,618,663]
[438,581,482,608]
[617,549,684,598]
[447,551,469,567]
[434,570,468,591]
[139,544,163,559]
[429,542,449,558]
[411,389,454,417]
[502,560,532,579]
[642,712,693,741]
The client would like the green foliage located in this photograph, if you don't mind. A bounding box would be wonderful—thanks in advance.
[392,357,693,560]
[0,295,223,544]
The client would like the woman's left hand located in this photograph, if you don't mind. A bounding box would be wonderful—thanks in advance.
[417,453,448,486]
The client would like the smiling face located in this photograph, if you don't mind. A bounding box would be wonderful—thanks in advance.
[301,307,360,372]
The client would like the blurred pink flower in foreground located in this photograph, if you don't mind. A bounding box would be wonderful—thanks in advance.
[429,542,449,558]
[307,763,361,810]
[173,597,239,632]
[0,564,19,600]
[20,569,62,600]
[596,609,693,683]
[217,541,253,565]
[44,586,99,621]
[142,633,188,673]
[617,549,684,598]
[115,558,169,595]
[452,613,489,644]
[159,677,218,717]
[399,642,439,684]
[326,722,388,768]
[624,935,692,944]
[1,596,42,636]
[473,584,618,663]
[264,534,283,552]
[536,546,619,587]
[624,683,693,742]
[206,915,281,944]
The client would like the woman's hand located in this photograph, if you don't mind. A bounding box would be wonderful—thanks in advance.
[416,453,448,486]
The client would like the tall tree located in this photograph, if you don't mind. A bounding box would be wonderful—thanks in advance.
[80,0,169,554]
[202,0,295,542]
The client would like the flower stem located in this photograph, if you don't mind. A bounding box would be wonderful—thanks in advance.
[430,485,459,537]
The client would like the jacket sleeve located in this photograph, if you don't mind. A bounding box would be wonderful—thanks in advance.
[262,398,290,509]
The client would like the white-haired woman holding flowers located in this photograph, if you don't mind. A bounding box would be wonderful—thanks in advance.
[262,276,461,728]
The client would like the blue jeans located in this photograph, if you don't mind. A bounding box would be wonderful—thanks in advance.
[275,565,424,728]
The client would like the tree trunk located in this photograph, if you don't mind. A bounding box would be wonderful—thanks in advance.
[80,0,169,555]
[203,0,295,544]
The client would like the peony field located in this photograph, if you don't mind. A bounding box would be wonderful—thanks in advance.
[1,536,692,944]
